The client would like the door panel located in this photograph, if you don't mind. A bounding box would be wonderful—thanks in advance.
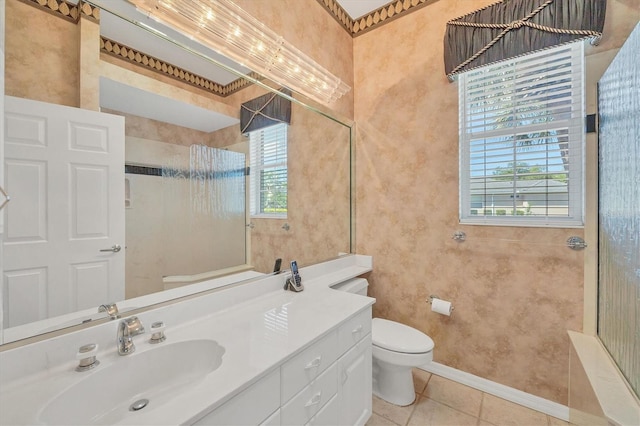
[71,164,109,238]
[3,268,47,328]
[4,160,47,242]
[3,96,125,328]
[71,261,110,310]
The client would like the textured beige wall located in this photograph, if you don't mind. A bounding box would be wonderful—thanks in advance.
[353,0,639,405]
[101,108,233,148]
[5,0,79,106]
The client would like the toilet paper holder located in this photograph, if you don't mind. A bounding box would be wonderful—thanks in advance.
[427,295,454,311]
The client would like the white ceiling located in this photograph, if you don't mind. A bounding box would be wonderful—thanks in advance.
[94,0,393,132]
[336,0,393,19]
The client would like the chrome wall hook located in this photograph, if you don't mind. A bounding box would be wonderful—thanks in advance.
[566,236,588,250]
[452,231,466,242]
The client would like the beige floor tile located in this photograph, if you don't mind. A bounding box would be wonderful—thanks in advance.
[547,415,570,425]
[423,374,483,417]
[480,394,548,426]
[372,394,418,425]
[412,368,432,395]
[366,412,401,426]
[408,397,479,426]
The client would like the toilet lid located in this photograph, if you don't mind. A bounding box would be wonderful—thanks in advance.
[372,318,434,354]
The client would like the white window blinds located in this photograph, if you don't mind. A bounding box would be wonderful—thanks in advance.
[249,123,288,217]
[459,42,585,227]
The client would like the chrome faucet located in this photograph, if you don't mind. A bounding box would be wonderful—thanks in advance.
[117,316,145,355]
[99,303,120,319]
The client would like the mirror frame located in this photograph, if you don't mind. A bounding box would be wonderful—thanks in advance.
[0,0,356,349]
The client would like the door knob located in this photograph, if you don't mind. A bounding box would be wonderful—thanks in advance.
[100,244,122,253]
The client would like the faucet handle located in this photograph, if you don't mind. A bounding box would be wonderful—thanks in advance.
[76,343,100,372]
[117,317,145,356]
[99,303,119,319]
[125,316,145,336]
[149,321,166,344]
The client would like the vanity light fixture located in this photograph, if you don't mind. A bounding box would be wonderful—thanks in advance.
[128,0,351,104]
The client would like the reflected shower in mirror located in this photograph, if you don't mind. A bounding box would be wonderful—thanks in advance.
[1,0,352,344]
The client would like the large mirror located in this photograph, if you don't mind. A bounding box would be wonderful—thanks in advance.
[0,0,353,344]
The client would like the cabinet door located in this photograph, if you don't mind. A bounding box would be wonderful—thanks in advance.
[337,334,372,426]
[192,369,280,425]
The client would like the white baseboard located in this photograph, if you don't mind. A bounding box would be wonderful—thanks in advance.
[418,362,570,422]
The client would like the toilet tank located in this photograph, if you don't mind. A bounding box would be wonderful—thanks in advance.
[331,278,368,296]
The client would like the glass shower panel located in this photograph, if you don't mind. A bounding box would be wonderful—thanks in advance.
[162,145,247,282]
[597,23,640,398]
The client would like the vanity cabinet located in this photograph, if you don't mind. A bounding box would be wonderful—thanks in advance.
[192,306,372,426]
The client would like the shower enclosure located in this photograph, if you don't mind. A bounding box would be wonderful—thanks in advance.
[597,22,639,399]
[125,141,247,298]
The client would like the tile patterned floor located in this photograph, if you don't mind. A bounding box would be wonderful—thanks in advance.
[366,370,570,426]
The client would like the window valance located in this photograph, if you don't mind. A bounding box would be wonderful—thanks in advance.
[240,89,292,134]
[444,0,606,80]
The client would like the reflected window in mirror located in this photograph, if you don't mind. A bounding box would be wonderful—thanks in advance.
[249,124,288,218]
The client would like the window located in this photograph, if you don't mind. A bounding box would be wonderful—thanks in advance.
[249,123,288,217]
[459,43,585,227]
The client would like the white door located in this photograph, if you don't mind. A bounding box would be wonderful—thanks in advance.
[2,96,125,328]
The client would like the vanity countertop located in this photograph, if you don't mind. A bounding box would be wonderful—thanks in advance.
[0,256,374,425]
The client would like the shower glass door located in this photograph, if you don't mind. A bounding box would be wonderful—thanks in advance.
[597,22,640,399]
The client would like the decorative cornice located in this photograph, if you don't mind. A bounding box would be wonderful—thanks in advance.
[100,37,260,97]
[317,0,431,37]
[17,0,99,23]
[20,0,429,97]
[17,0,258,98]
[79,1,101,22]
[21,0,431,39]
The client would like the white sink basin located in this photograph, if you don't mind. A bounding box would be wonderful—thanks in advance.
[38,339,225,425]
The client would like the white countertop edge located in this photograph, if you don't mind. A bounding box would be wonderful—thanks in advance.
[568,331,640,426]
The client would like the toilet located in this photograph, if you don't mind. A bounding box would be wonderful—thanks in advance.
[332,278,434,406]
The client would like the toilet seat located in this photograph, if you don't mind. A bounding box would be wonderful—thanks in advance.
[372,318,434,354]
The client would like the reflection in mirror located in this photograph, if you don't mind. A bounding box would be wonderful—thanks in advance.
[1,0,352,344]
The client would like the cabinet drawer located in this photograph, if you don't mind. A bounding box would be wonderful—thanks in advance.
[305,394,338,426]
[337,307,372,355]
[193,369,280,425]
[260,409,280,426]
[281,330,339,402]
[281,363,338,426]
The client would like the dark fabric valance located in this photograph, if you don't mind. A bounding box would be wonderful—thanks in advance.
[444,0,607,79]
[240,88,292,134]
